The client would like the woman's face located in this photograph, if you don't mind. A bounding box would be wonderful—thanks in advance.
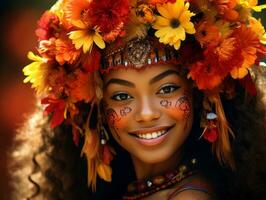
[102,64,193,164]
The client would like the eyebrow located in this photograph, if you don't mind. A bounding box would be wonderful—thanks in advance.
[104,69,179,89]
[149,69,179,85]
[105,78,135,89]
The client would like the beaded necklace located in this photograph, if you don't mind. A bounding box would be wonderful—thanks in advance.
[123,158,198,200]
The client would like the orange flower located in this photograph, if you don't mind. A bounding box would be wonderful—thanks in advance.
[212,0,239,21]
[189,37,242,89]
[67,69,95,103]
[55,38,81,65]
[189,61,224,90]
[195,20,221,47]
[230,25,260,79]
[63,0,91,24]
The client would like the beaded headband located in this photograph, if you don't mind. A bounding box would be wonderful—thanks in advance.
[101,37,181,72]
[22,0,266,190]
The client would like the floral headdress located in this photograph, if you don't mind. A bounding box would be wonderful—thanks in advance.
[23,0,266,190]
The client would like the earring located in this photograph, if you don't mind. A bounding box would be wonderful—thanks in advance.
[199,112,218,143]
[100,126,109,145]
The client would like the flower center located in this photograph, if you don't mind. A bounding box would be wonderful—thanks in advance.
[170,19,180,28]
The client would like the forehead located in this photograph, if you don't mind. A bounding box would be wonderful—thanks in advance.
[103,64,185,83]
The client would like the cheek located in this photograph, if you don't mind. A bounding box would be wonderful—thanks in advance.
[105,105,133,130]
[160,96,192,121]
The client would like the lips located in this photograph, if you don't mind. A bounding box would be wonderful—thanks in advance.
[129,124,175,146]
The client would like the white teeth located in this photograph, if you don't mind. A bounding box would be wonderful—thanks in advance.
[136,130,167,139]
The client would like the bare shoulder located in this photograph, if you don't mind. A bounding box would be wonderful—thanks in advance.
[170,190,215,200]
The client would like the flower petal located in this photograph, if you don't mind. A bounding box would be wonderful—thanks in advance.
[157,5,171,19]
[93,33,106,49]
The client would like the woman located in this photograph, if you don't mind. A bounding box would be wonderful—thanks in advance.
[9,0,266,199]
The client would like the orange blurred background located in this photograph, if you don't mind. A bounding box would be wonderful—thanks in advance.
[0,0,265,200]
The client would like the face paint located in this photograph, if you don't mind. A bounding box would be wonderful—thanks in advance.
[106,107,121,126]
[160,100,172,108]
[175,95,191,120]
[120,106,132,117]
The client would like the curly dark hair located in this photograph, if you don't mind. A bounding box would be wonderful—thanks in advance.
[8,66,266,200]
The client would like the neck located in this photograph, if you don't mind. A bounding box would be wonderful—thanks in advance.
[131,148,184,179]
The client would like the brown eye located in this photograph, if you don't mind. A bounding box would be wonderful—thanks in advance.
[157,84,180,94]
[111,92,133,101]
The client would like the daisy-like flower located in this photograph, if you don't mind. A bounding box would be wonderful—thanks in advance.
[237,0,266,12]
[195,20,221,47]
[63,0,91,23]
[249,17,266,44]
[230,25,260,79]
[23,52,51,95]
[153,0,195,50]
[189,37,242,90]
[69,20,105,53]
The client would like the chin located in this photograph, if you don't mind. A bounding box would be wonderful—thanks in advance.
[132,146,180,164]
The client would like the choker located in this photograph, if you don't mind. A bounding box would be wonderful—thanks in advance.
[123,158,198,200]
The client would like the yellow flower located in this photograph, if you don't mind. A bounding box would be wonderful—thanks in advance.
[23,52,51,95]
[249,17,266,44]
[69,20,105,53]
[153,0,195,50]
[238,0,266,12]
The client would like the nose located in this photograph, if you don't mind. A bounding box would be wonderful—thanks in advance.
[134,97,160,123]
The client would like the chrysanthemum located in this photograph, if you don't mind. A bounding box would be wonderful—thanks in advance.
[212,0,239,21]
[153,0,195,50]
[230,25,260,79]
[55,38,81,65]
[69,20,105,53]
[88,0,130,40]
[23,52,51,95]
[35,11,59,41]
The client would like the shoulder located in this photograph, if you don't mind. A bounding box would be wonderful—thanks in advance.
[170,190,215,200]
[167,173,217,200]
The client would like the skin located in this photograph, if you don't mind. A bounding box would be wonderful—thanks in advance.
[102,64,215,199]
[103,64,193,179]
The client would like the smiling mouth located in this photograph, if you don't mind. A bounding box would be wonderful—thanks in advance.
[129,125,175,140]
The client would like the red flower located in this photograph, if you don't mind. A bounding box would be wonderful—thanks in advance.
[35,11,60,41]
[82,47,101,72]
[41,97,66,128]
[67,69,95,103]
[203,127,218,143]
[88,0,130,38]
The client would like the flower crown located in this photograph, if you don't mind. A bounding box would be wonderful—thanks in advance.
[23,0,266,190]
